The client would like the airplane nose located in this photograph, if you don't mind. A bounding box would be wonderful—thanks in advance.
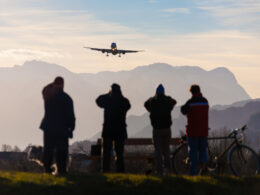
[111,42,117,48]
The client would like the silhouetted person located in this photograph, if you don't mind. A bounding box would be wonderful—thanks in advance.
[96,83,131,173]
[181,85,209,175]
[40,77,75,175]
[144,84,176,175]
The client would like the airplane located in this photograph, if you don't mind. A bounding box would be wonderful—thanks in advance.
[83,42,143,57]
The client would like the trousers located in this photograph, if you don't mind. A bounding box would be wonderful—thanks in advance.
[43,132,68,174]
[153,128,171,174]
[102,137,125,173]
[188,137,208,175]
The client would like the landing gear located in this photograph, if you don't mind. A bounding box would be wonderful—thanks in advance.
[118,54,121,57]
[106,53,109,57]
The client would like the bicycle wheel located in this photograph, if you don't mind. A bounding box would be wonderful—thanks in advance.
[228,144,260,177]
[172,143,190,175]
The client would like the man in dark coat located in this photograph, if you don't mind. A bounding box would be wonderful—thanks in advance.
[96,83,131,173]
[181,84,209,175]
[40,77,75,174]
[144,84,177,175]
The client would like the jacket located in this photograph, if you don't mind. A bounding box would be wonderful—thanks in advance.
[96,93,131,139]
[40,89,76,137]
[144,94,176,129]
[181,93,209,137]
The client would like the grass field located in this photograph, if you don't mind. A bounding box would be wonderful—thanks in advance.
[0,172,260,195]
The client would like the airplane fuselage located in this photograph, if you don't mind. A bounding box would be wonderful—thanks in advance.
[111,42,117,55]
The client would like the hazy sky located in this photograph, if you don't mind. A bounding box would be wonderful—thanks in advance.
[0,0,260,97]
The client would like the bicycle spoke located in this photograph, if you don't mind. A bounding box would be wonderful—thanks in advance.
[172,144,190,175]
[229,145,260,176]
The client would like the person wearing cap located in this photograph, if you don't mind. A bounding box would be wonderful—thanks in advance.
[96,83,131,173]
[144,84,177,175]
[181,84,209,175]
[40,77,75,175]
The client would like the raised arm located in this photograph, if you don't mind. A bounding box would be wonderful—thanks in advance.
[181,100,190,115]
[144,98,152,112]
[96,94,109,108]
[169,97,177,110]
[124,98,131,112]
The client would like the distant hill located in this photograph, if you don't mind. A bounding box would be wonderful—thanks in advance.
[212,99,260,110]
[0,60,251,148]
[128,100,260,149]
[69,140,94,155]
[247,112,260,149]
[79,63,250,114]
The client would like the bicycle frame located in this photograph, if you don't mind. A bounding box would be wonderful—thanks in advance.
[173,125,260,176]
[178,127,244,163]
[207,136,238,163]
[207,125,247,160]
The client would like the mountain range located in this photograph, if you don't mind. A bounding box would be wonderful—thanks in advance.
[127,99,260,134]
[0,60,251,148]
[120,99,260,149]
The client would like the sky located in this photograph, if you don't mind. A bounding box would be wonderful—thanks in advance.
[0,0,260,97]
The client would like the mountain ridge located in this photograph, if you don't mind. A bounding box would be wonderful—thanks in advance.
[129,99,260,149]
[0,60,252,148]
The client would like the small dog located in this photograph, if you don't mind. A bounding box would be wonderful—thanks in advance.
[27,146,59,175]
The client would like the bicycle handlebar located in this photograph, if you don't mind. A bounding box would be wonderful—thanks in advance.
[178,125,247,142]
[241,125,247,131]
[228,124,247,138]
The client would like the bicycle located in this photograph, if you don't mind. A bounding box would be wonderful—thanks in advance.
[171,125,260,176]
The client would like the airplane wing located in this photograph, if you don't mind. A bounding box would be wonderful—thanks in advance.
[117,49,143,54]
[83,47,112,53]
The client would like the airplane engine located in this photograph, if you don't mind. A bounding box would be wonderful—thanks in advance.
[102,50,105,53]
[122,51,125,54]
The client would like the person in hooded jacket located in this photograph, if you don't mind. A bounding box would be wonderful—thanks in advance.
[144,84,177,175]
[40,77,75,175]
[96,83,131,173]
[181,84,209,175]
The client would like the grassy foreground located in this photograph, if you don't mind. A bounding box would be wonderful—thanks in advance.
[0,172,260,195]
